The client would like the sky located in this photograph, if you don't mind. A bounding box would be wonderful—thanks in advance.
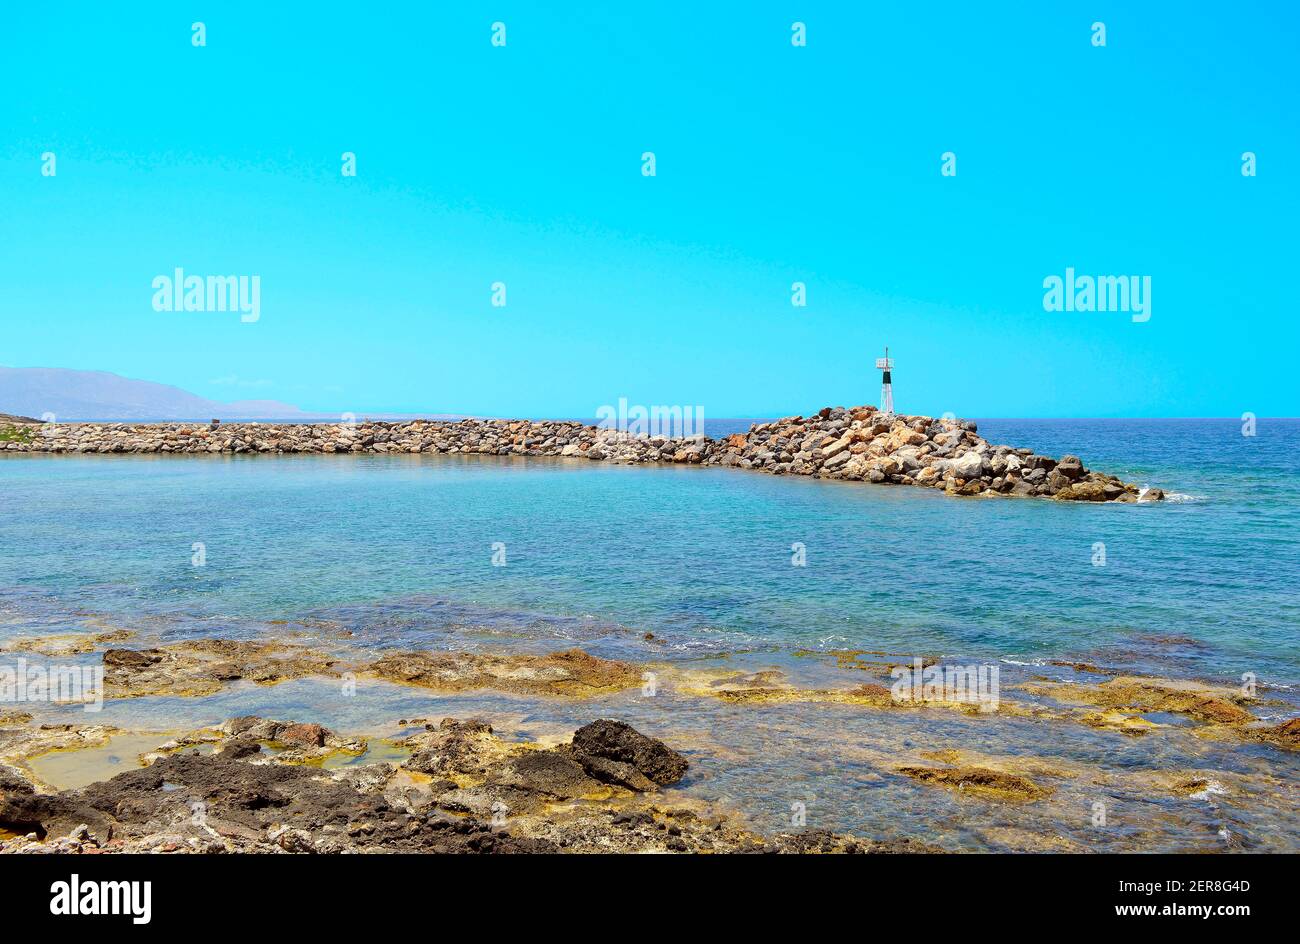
[1,2,1297,418]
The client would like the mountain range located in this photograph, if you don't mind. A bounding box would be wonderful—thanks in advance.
[0,367,453,421]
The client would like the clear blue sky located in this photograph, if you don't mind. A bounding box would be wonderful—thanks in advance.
[2,2,1296,418]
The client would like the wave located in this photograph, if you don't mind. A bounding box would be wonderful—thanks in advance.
[1138,485,1202,503]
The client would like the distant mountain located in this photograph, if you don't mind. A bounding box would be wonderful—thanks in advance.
[1,366,320,421]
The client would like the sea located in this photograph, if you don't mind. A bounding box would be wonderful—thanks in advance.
[2,418,1297,851]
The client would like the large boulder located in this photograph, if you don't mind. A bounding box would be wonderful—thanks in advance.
[935,451,984,479]
[569,720,688,787]
[1055,481,1108,502]
[0,769,112,843]
[822,450,851,470]
[1055,455,1085,479]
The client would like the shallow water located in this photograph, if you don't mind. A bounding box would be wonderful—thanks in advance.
[1,418,1297,850]
[26,733,176,791]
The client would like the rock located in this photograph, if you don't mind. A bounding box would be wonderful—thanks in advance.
[368,648,639,697]
[277,723,327,748]
[821,437,850,459]
[1055,481,1108,502]
[1055,455,1085,479]
[0,770,113,842]
[103,640,339,699]
[500,751,598,799]
[102,648,165,669]
[569,720,688,786]
[936,451,984,479]
[1250,717,1300,750]
[567,752,656,792]
[1026,676,1255,726]
[403,718,499,777]
[219,737,262,759]
[896,765,1052,802]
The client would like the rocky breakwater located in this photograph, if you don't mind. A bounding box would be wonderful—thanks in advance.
[2,405,1161,503]
[713,407,1162,503]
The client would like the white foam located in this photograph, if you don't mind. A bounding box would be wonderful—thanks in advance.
[1138,486,1201,503]
[1190,780,1228,801]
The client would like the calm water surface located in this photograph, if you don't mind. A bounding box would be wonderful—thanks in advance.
[2,418,1297,850]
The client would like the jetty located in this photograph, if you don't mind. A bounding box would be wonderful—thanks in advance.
[0,405,1161,503]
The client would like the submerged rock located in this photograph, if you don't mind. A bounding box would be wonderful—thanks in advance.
[84,635,642,705]
[1027,676,1256,726]
[1245,717,1300,751]
[366,648,640,697]
[0,629,134,657]
[102,639,340,698]
[896,765,1053,802]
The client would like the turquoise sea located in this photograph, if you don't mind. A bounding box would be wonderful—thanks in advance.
[2,418,1297,851]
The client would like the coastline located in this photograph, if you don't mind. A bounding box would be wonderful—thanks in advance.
[4,416,1294,853]
[2,619,1296,854]
[1,404,1163,503]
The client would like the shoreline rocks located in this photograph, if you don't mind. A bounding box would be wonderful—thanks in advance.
[7,628,1291,756]
[0,716,916,854]
[1,405,1161,502]
[896,765,1053,802]
[1,658,1294,852]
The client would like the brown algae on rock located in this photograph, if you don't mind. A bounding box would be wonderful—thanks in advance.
[1,628,135,657]
[896,764,1054,802]
[1080,709,1166,735]
[1243,717,1300,751]
[1024,676,1256,726]
[102,638,342,698]
[365,647,641,697]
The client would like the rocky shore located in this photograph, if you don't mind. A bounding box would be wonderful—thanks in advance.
[1,623,1296,853]
[0,715,922,854]
[2,405,1161,502]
